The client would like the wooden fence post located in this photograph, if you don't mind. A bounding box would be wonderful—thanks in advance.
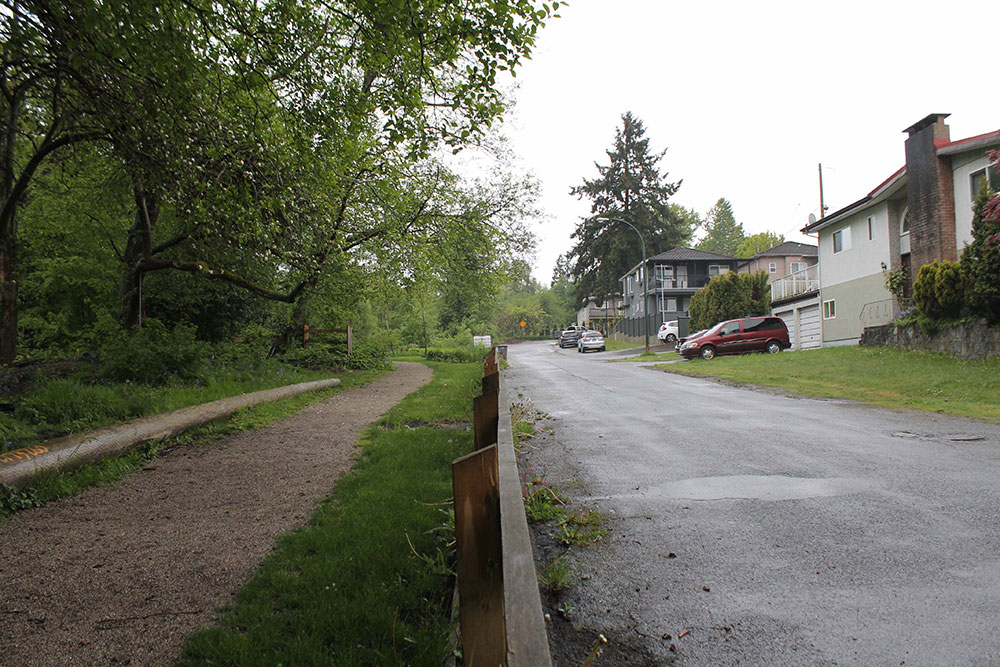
[347,324,353,356]
[474,389,499,450]
[303,324,309,347]
[453,444,506,666]
[482,370,499,396]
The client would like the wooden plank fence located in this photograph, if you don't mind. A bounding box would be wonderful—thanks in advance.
[452,346,552,666]
[302,324,352,355]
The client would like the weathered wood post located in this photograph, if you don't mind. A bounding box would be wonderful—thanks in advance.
[303,324,310,347]
[452,444,505,666]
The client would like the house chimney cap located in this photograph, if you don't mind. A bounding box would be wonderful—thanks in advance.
[903,113,950,136]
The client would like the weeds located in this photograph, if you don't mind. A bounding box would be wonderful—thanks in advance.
[556,510,608,547]
[522,473,566,523]
[538,553,575,592]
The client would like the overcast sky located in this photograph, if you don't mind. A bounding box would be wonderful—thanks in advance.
[499,0,999,284]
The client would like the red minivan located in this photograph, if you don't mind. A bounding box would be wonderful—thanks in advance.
[678,316,790,360]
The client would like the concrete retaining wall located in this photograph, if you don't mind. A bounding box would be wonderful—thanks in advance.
[860,320,1000,359]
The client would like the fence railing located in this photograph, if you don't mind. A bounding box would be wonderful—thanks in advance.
[859,299,898,327]
[452,347,551,666]
[302,323,352,355]
[771,265,820,302]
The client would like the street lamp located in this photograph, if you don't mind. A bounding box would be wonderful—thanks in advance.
[596,216,650,353]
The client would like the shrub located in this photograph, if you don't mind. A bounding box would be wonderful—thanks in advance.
[99,319,207,385]
[961,178,1000,323]
[282,340,391,371]
[689,271,769,330]
[912,261,941,319]
[424,347,485,363]
[934,260,964,319]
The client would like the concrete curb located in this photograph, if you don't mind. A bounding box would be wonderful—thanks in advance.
[0,378,341,490]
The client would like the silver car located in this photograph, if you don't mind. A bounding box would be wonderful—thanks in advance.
[577,331,606,353]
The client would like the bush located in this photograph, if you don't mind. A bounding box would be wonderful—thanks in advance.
[282,340,391,371]
[934,261,964,319]
[99,319,207,385]
[912,262,941,319]
[424,347,486,363]
[961,181,1000,323]
[689,271,770,331]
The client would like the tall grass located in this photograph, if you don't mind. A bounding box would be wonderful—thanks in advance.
[180,360,480,666]
[661,346,1000,422]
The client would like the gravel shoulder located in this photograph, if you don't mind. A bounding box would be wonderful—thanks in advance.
[0,362,431,666]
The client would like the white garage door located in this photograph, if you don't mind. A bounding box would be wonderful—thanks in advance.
[774,308,797,349]
[798,305,821,350]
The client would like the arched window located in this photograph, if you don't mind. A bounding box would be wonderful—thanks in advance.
[900,209,910,236]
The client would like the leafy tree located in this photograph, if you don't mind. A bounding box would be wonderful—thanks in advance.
[961,156,1000,324]
[567,112,691,302]
[697,198,745,256]
[2,0,558,363]
[689,271,770,330]
[736,231,785,258]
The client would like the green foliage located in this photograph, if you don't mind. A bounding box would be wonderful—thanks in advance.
[556,510,607,546]
[960,182,1000,323]
[884,265,910,302]
[538,554,575,591]
[735,231,784,258]
[424,347,486,363]
[99,319,207,385]
[697,198,744,256]
[913,261,942,319]
[689,271,770,330]
[567,112,691,301]
[523,475,566,523]
[934,261,964,319]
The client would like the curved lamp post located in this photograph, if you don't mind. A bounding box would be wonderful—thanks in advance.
[597,216,649,353]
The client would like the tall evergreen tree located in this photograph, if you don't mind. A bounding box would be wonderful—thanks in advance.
[566,112,690,301]
[697,198,745,256]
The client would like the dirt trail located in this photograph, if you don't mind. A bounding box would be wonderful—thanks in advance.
[0,362,431,666]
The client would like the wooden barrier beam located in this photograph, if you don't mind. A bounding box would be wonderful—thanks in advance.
[453,444,505,666]
[473,390,499,450]
[482,370,499,396]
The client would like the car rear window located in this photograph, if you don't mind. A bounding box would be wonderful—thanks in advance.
[741,318,766,333]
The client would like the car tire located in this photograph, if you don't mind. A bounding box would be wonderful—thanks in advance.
[667,334,677,343]
[700,345,716,360]
[599,347,605,352]
[766,340,782,354]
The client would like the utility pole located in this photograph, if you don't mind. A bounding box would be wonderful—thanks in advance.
[818,163,827,219]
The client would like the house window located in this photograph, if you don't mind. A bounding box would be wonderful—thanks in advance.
[666,297,677,311]
[790,261,807,274]
[971,165,1000,199]
[823,299,836,319]
[900,210,910,236]
[832,227,851,254]
[708,265,730,277]
[768,262,777,273]
[867,216,874,241]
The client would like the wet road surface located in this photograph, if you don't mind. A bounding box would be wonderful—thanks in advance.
[507,341,1000,666]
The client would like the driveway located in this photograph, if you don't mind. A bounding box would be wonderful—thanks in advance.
[506,341,1000,666]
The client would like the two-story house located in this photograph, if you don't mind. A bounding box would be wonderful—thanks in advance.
[803,113,1000,346]
[619,248,740,339]
[738,241,821,350]
[576,294,624,332]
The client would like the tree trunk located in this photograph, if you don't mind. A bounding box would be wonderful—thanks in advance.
[0,233,17,365]
[118,189,159,329]
[272,291,313,355]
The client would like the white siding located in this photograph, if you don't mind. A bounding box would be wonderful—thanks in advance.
[951,150,992,251]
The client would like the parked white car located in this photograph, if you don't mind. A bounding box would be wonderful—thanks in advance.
[577,331,606,353]
[657,320,679,343]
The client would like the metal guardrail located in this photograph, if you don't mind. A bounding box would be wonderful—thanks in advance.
[771,265,820,301]
[452,347,551,667]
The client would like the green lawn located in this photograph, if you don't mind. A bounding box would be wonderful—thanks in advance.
[180,360,478,666]
[658,346,1000,422]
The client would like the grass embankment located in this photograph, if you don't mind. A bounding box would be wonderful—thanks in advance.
[0,366,385,518]
[659,346,1000,422]
[1,361,347,452]
[180,360,479,666]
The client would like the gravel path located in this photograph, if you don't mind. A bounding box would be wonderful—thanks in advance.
[0,362,432,666]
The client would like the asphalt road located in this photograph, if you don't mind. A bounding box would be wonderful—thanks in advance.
[506,341,1000,666]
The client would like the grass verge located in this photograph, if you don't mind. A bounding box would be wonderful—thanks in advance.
[658,346,1000,422]
[179,360,479,666]
[0,369,386,520]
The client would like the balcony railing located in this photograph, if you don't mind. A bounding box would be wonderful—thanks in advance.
[771,265,819,302]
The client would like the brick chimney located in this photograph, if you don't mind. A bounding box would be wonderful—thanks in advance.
[903,113,957,269]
